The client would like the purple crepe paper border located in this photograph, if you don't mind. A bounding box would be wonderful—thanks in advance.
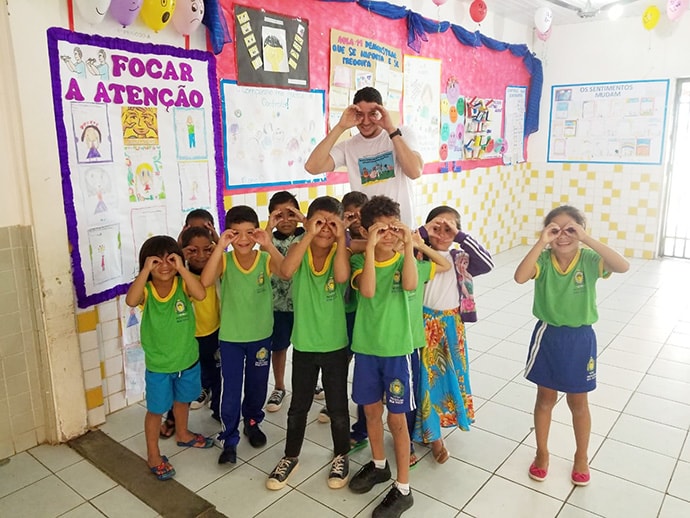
[46,27,225,309]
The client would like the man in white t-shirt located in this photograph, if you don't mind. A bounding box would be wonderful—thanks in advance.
[305,87,423,227]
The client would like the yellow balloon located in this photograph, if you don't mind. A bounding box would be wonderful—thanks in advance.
[140,0,177,32]
[642,5,661,30]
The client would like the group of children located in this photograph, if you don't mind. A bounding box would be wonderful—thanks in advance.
[128,194,628,517]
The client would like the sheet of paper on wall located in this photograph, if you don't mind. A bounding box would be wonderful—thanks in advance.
[376,62,390,84]
[118,297,145,399]
[329,86,351,110]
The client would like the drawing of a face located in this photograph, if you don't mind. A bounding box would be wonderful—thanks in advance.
[121,107,158,140]
[74,47,83,62]
[98,49,106,63]
[449,106,458,123]
[439,143,448,161]
[135,163,154,199]
[440,97,450,116]
[446,76,460,105]
[263,35,285,72]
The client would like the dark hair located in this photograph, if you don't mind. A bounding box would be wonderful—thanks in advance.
[264,35,282,49]
[185,208,215,226]
[360,195,400,229]
[306,196,343,219]
[179,226,212,248]
[353,87,383,105]
[426,206,461,230]
[342,191,368,208]
[268,191,299,212]
[80,125,101,143]
[138,236,182,279]
[225,205,259,228]
[544,205,586,228]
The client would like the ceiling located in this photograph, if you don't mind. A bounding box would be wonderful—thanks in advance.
[486,0,649,26]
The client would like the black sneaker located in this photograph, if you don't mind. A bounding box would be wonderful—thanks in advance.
[327,454,349,489]
[372,485,414,518]
[218,445,236,464]
[348,460,391,494]
[317,406,331,423]
[190,388,209,410]
[266,456,299,490]
[243,419,267,448]
[266,389,286,412]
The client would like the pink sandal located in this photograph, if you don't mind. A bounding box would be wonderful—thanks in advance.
[571,470,591,486]
[528,461,548,482]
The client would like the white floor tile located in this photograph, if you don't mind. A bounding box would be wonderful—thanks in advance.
[473,401,533,442]
[469,371,509,400]
[253,488,346,518]
[491,382,537,414]
[648,357,690,383]
[591,438,676,491]
[623,392,690,430]
[595,363,644,391]
[90,486,157,518]
[56,460,117,500]
[463,476,563,518]
[566,470,664,518]
[596,348,655,373]
[0,451,51,498]
[608,413,686,458]
[659,494,690,518]
[485,339,528,363]
[412,456,491,510]
[444,427,518,472]
[667,460,690,502]
[98,404,147,443]
[636,374,690,405]
[470,353,524,381]
[0,475,83,517]
[556,503,601,518]
[28,444,83,473]
[57,502,106,517]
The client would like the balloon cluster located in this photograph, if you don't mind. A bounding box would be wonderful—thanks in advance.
[75,0,205,35]
[534,6,553,41]
[643,1,688,30]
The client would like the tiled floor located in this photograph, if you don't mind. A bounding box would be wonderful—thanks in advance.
[2,246,690,517]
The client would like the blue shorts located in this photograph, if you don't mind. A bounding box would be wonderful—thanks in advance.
[145,361,201,414]
[525,321,597,393]
[270,311,294,352]
[352,353,415,414]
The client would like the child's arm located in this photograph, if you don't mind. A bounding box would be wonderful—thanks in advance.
[281,223,315,279]
[514,223,559,283]
[201,230,233,287]
[398,222,418,291]
[357,222,386,298]
[411,231,451,272]
[252,229,286,279]
[330,215,351,284]
[573,224,630,274]
[170,253,206,300]
[125,256,157,306]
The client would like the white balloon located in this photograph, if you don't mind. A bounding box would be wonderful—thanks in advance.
[74,0,112,25]
[534,6,553,33]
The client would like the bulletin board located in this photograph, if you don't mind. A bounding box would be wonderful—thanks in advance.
[215,0,538,193]
[547,79,670,164]
[47,28,224,308]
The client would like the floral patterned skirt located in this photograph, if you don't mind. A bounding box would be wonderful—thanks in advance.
[412,306,474,444]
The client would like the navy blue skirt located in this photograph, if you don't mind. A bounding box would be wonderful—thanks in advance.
[525,321,597,393]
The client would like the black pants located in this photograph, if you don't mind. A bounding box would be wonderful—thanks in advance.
[285,347,350,458]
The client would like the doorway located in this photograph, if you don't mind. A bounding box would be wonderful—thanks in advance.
[661,79,690,259]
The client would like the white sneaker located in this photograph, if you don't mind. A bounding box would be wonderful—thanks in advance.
[190,389,209,410]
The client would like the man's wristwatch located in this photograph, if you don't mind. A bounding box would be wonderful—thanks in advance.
[389,128,402,139]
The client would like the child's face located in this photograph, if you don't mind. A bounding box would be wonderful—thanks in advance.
[369,215,401,253]
[228,222,258,254]
[547,213,580,256]
[183,236,213,272]
[149,253,177,282]
[309,210,337,248]
[272,201,300,236]
[344,203,363,238]
[428,212,458,251]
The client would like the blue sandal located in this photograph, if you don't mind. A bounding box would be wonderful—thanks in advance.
[176,432,214,449]
[149,455,175,481]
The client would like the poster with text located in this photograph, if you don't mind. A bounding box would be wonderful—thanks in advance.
[547,80,669,164]
[48,28,224,308]
[234,6,309,90]
[503,86,526,165]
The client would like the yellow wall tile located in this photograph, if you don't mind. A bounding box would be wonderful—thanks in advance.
[613,164,624,173]
[643,250,654,259]
[577,188,586,196]
[587,171,596,180]
[617,231,626,239]
[624,247,635,257]
[545,186,553,194]
[546,170,554,178]
[100,362,105,379]
[77,311,98,333]
[602,197,611,206]
[569,179,578,187]
[584,203,593,212]
[609,222,618,231]
[644,234,655,243]
[85,387,104,410]
[256,192,268,206]
[628,207,638,216]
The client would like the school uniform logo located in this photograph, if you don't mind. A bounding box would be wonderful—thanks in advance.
[324,275,336,301]
[586,356,596,381]
[257,272,265,286]
[255,347,270,367]
[574,270,585,289]
[392,270,402,293]
[175,299,189,322]
[388,378,405,405]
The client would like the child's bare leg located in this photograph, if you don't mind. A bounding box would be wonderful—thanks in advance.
[172,401,195,443]
[272,349,287,390]
[364,401,385,460]
[387,412,410,484]
[534,386,558,469]
[566,392,591,474]
[145,411,163,466]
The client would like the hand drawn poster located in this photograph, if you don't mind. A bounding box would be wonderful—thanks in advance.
[403,55,441,163]
[329,29,402,133]
[503,86,526,165]
[221,81,326,189]
[48,28,224,308]
[547,80,669,164]
[464,97,504,160]
[234,6,309,90]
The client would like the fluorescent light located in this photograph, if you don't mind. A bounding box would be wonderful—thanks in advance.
[608,4,624,20]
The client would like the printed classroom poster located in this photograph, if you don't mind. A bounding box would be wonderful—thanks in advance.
[547,79,669,164]
[48,28,223,308]
[234,6,309,90]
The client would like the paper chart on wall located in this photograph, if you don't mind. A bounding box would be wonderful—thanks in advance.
[403,55,441,163]
[547,79,669,164]
[221,81,326,189]
[503,86,526,165]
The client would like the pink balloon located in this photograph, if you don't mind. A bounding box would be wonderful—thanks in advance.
[432,0,448,6]
[171,0,205,36]
[536,26,552,41]
[469,0,487,23]
[110,0,143,27]
[667,0,689,21]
